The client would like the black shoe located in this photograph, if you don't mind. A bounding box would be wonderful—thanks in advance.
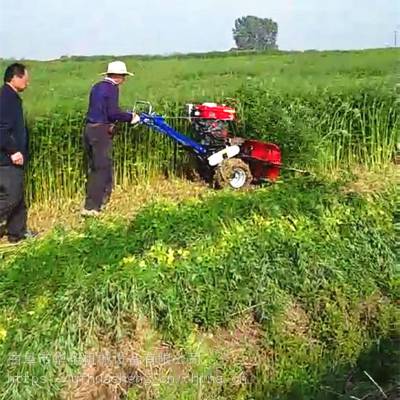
[8,230,38,243]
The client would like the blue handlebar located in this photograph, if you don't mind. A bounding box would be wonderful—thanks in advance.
[140,113,207,156]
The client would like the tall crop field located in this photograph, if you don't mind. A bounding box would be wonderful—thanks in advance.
[2,49,398,203]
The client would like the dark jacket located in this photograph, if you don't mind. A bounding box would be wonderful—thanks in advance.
[0,84,28,167]
[86,79,132,124]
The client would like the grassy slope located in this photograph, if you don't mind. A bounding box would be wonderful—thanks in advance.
[0,176,398,399]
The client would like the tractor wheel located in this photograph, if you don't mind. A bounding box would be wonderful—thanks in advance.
[213,158,253,189]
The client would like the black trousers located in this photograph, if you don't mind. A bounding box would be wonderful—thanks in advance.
[83,124,113,211]
[0,165,27,238]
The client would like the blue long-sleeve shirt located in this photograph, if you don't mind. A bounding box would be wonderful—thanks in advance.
[0,84,28,167]
[86,79,132,124]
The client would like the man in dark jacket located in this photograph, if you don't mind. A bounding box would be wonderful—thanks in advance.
[0,63,35,242]
[82,61,140,217]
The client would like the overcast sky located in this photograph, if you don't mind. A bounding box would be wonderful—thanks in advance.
[0,0,398,60]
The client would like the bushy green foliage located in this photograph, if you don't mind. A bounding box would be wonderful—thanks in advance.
[233,16,278,50]
[0,178,398,399]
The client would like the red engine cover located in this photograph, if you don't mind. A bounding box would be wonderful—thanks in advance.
[192,103,236,121]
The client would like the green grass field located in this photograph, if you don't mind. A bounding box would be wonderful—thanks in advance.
[1,48,397,116]
[0,49,399,399]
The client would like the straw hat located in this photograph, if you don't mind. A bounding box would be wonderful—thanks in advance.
[101,61,134,76]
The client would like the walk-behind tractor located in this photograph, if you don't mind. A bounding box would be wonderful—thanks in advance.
[135,101,283,189]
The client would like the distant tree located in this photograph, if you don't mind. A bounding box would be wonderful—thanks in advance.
[233,16,278,51]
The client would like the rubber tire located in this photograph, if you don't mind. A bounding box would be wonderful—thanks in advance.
[213,158,253,189]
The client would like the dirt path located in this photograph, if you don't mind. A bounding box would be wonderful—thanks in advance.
[0,177,208,248]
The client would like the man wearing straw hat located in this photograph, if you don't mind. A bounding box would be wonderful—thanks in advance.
[82,60,140,217]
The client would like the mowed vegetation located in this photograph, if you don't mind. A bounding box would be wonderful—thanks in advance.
[0,49,399,399]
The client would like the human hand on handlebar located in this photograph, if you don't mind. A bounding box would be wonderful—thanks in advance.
[131,112,141,125]
[11,152,24,166]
